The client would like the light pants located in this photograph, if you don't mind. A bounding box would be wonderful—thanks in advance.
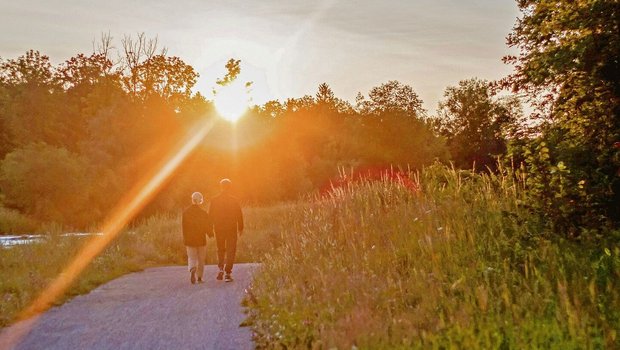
[186,245,206,279]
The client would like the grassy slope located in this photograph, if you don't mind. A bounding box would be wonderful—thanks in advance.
[0,206,282,327]
[244,165,619,349]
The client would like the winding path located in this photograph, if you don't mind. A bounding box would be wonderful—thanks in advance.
[3,264,259,350]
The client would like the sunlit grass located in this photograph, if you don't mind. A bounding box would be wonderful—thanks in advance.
[0,207,281,327]
[244,164,620,349]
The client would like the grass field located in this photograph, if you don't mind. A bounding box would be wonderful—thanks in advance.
[244,165,620,349]
[0,206,283,327]
[1,165,619,348]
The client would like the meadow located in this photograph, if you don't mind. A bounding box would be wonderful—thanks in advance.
[244,165,619,349]
[0,205,283,327]
[1,164,618,349]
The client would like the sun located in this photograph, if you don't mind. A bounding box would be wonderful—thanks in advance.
[213,81,249,122]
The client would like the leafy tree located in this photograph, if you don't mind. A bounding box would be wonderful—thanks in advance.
[316,82,335,104]
[356,80,425,118]
[216,58,241,87]
[503,0,620,229]
[0,143,93,226]
[258,100,285,119]
[0,46,450,228]
[316,83,354,114]
[135,55,198,104]
[352,81,447,168]
[435,78,521,169]
[57,53,115,91]
[56,53,120,151]
[0,51,67,148]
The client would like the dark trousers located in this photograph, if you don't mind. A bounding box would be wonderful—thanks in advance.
[215,230,237,274]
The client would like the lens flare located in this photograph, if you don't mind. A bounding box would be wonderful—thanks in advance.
[0,118,216,349]
[213,81,249,123]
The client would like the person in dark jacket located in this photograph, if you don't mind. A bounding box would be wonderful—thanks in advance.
[209,179,244,282]
[182,192,212,284]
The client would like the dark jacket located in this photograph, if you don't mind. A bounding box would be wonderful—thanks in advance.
[182,204,211,246]
[209,192,243,234]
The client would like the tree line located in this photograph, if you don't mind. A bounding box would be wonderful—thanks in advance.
[1,0,619,239]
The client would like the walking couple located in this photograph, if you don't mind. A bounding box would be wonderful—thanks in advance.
[181,179,244,284]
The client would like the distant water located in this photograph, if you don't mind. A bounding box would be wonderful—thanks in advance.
[0,233,104,247]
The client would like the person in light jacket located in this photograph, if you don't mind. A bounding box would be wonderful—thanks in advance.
[182,192,212,284]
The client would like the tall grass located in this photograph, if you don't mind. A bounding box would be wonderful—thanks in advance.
[0,206,281,327]
[245,164,619,349]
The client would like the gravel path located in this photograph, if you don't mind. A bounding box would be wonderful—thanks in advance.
[3,264,259,350]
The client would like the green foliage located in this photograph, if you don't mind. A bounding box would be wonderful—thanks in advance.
[520,141,585,236]
[245,165,620,349]
[434,78,523,170]
[0,206,38,234]
[216,58,241,87]
[356,80,425,118]
[0,40,449,229]
[503,0,620,228]
[0,143,93,227]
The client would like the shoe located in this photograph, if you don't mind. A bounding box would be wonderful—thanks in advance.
[224,274,233,282]
[216,271,224,281]
[190,267,196,284]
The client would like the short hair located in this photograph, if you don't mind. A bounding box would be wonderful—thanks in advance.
[220,178,232,190]
[191,192,204,204]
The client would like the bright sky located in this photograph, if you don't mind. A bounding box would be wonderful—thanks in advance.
[0,0,520,113]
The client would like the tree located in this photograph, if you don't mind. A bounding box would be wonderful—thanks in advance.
[503,0,620,228]
[215,58,241,87]
[356,80,425,118]
[0,143,93,226]
[135,55,198,104]
[57,53,115,91]
[0,51,67,149]
[435,78,520,169]
[316,83,354,114]
[316,83,335,104]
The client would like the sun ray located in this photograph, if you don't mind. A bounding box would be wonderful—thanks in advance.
[0,118,216,349]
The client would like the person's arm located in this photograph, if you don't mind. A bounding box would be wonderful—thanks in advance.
[203,210,213,238]
[207,201,215,237]
[181,211,188,244]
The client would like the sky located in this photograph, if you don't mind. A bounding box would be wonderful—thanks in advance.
[0,0,521,113]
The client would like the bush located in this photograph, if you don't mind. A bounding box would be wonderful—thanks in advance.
[0,205,38,233]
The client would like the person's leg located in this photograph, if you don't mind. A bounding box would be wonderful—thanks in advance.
[224,231,238,275]
[196,245,206,280]
[186,246,198,284]
[186,246,197,271]
[215,232,226,271]
[215,232,226,280]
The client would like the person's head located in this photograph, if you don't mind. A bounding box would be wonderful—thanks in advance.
[219,178,232,192]
[191,191,204,205]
